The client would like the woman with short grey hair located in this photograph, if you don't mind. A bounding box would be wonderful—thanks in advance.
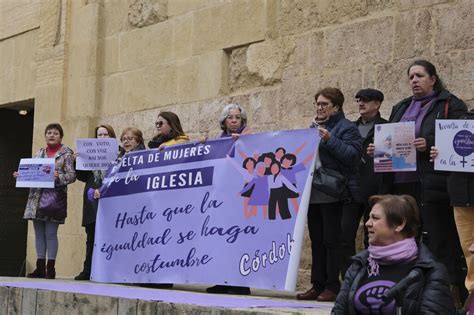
[218,103,249,138]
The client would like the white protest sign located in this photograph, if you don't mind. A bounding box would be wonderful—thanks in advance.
[434,119,474,172]
[76,138,119,170]
[374,122,416,172]
[16,158,55,188]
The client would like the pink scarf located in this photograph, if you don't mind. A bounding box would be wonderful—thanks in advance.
[367,238,418,277]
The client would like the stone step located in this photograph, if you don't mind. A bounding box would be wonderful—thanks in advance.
[0,277,333,314]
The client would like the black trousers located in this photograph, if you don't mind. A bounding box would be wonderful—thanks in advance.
[268,187,292,220]
[307,202,343,293]
[82,222,96,274]
[340,201,366,277]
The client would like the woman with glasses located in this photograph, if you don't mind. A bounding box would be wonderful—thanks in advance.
[297,87,362,302]
[74,124,116,281]
[148,111,189,149]
[218,103,251,138]
[206,103,253,295]
[120,127,146,155]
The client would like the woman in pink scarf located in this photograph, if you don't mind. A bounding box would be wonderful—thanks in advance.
[332,194,454,314]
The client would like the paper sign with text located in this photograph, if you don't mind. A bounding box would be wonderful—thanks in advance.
[76,138,119,170]
[16,158,55,188]
[374,122,416,172]
[434,119,474,172]
[91,129,319,291]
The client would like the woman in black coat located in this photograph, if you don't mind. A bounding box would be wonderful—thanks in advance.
[332,194,454,314]
[297,87,362,302]
[372,60,468,290]
[75,124,116,280]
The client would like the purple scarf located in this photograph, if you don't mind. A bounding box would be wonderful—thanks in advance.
[399,91,438,137]
[367,238,418,277]
[220,124,246,138]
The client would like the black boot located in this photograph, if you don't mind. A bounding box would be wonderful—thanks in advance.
[45,260,56,279]
[74,271,90,281]
[27,258,46,278]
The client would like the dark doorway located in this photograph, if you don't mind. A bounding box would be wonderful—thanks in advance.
[0,104,34,276]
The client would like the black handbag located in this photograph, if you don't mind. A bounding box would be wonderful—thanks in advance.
[312,167,348,198]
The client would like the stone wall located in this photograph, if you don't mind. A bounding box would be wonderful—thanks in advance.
[0,0,472,285]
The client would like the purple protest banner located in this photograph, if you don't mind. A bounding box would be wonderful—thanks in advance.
[91,129,319,291]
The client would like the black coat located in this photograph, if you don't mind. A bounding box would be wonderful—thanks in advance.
[354,113,388,203]
[76,170,101,226]
[381,90,467,204]
[317,111,363,177]
[332,243,455,314]
[311,111,363,203]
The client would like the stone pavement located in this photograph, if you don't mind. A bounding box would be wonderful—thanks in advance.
[0,276,333,314]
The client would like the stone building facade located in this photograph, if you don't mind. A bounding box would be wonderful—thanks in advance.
[0,0,472,284]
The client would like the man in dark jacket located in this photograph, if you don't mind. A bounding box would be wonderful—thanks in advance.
[341,89,388,276]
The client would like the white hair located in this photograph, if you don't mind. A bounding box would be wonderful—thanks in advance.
[219,103,247,131]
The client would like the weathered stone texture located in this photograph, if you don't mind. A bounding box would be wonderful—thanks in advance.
[433,1,474,53]
[277,0,368,36]
[102,0,130,37]
[137,300,158,315]
[229,47,263,93]
[178,51,228,103]
[394,8,433,60]
[431,49,474,101]
[118,298,138,315]
[375,59,415,107]
[279,76,319,130]
[367,0,396,12]
[34,47,66,86]
[128,0,168,28]
[103,62,178,115]
[36,0,62,49]
[325,17,394,69]
[172,13,193,61]
[282,31,324,81]
[246,38,296,85]
[192,0,267,54]
[0,287,8,312]
[118,20,173,71]
[0,0,40,39]
[397,0,452,11]
[167,0,226,17]
[7,287,22,315]
[0,30,38,104]
[21,289,38,314]
[103,35,120,74]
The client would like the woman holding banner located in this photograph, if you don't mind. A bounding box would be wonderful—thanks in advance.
[14,123,76,279]
[148,111,189,149]
[371,59,468,296]
[297,88,362,302]
[74,124,117,281]
[119,127,146,156]
[332,194,454,314]
[206,103,253,295]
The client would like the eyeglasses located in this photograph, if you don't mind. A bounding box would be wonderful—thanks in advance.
[313,101,331,108]
[155,121,167,128]
[226,115,242,120]
[121,136,136,142]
